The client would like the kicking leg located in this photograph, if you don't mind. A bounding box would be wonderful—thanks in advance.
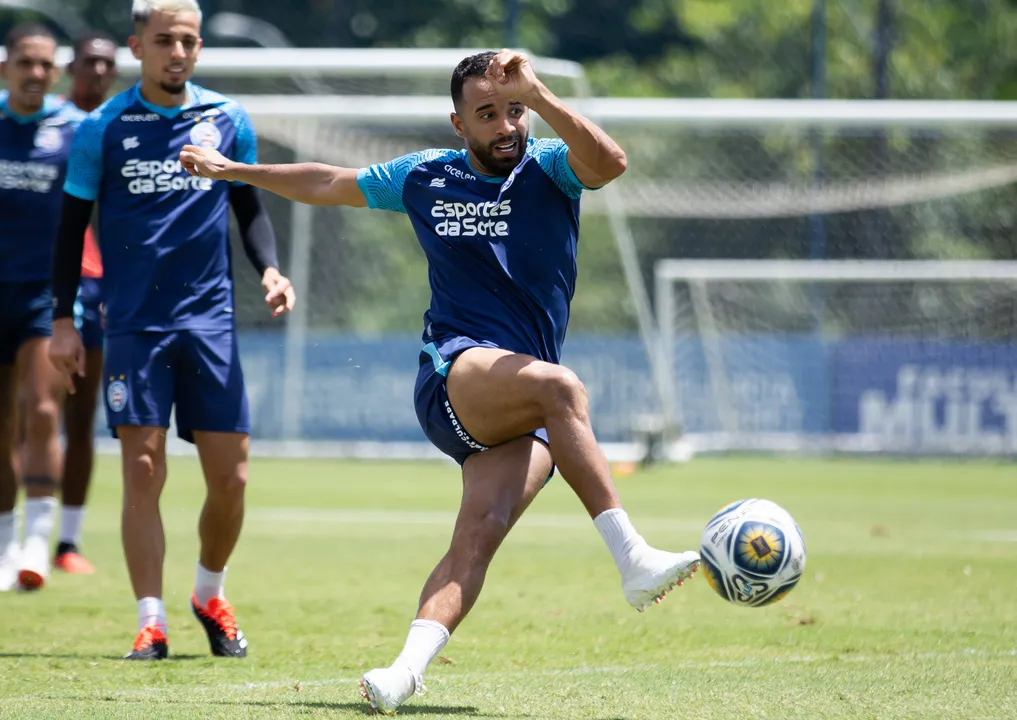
[17,338,64,590]
[361,436,552,714]
[56,346,103,573]
[0,365,18,592]
[446,347,699,611]
[191,430,249,658]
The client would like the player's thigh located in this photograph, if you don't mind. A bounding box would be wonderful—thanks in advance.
[193,431,249,493]
[174,330,249,443]
[445,347,582,447]
[454,436,554,549]
[103,333,177,431]
[65,348,104,437]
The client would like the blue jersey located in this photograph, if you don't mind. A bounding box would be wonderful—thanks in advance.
[0,93,84,282]
[357,138,589,364]
[63,83,257,334]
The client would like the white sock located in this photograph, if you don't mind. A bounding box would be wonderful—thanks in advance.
[393,619,450,678]
[593,508,646,574]
[137,596,167,632]
[0,510,16,549]
[24,497,57,543]
[194,563,226,607]
[60,506,85,546]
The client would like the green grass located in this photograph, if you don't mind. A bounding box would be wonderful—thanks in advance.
[1,455,1016,719]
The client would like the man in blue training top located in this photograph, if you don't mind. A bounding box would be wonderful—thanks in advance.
[0,23,84,593]
[49,0,295,661]
[181,49,699,712]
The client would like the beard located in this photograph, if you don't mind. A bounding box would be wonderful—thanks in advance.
[160,80,187,95]
[468,131,527,176]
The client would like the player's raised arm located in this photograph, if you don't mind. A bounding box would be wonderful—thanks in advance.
[181,145,367,208]
[487,49,627,189]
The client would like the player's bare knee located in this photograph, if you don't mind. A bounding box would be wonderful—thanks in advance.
[537,366,589,419]
[122,452,166,500]
[23,398,60,446]
[456,508,511,562]
[206,470,247,499]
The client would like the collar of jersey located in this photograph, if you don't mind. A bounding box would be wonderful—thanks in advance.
[0,92,65,125]
[463,152,506,184]
[132,82,199,119]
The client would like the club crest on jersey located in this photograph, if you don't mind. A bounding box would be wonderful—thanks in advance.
[107,377,128,413]
[189,120,222,150]
[33,126,63,153]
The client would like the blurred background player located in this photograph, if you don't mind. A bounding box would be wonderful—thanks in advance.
[0,24,84,592]
[53,31,119,575]
[180,48,699,713]
[49,0,295,659]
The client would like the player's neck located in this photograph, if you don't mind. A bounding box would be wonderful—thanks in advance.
[70,92,102,113]
[3,94,44,117]
[138,79,188,109]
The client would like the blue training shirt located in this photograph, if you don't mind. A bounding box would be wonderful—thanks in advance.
[0,92,84,282]
[63,82,257,334]
[357,138,590,366]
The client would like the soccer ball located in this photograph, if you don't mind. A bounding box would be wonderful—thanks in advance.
[699,498,806,608]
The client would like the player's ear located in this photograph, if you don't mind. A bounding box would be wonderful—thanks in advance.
[128,35,143,61]
[450,112,465,139]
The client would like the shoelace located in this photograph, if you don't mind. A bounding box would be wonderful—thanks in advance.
[201,597,238,640]
[133,625,166,651]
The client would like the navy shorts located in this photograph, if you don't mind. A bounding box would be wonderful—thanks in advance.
[0,281,52,365]
[103,329,250,443]
[413,339,549,466]
[74,277,104,350]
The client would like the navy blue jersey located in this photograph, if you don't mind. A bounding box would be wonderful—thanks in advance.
[63,83,257,335]
[357,138,590,364]
[0,93,84,282]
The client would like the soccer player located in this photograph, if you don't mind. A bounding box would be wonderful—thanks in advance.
[54,31,119,575]
[0,24,84,592]
[181,49,700,711]
[49,0,295,660]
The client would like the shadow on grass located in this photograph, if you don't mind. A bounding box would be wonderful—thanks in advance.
[87,697,509,716]
[0,652,211,661]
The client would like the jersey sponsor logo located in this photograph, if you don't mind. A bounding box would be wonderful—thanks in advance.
[443,164,477,181]
[121,113,160,122]
[107,377,128,413]
[121,158,214,194]
[430,199,512,238]
[33,126,64,152]
[183,108,222,120]
[123,136,140,150]
[0,159,59,192]
[189,120,222,150]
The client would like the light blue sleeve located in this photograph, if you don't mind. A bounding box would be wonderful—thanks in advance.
[356,149,456,213]
[529,138,591,200]
[63,114,105,201]
[223,102,258,187]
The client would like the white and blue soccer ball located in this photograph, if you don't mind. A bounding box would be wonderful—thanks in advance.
[699,498,806,608]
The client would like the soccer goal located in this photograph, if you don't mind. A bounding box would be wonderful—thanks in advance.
[105,49,1017,460]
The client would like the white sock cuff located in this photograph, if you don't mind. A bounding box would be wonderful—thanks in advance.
[410,619,450,642]
[137,596,167,631]
[593,508,645,568]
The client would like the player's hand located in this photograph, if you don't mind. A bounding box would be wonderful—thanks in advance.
[486,49,541,102]
[49,318,85,394]
[262,267,296,318]
[180,144,233,181]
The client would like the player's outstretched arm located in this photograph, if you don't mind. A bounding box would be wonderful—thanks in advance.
[49,194,92,392]
[181,145,368,208]
[487,49,627,189]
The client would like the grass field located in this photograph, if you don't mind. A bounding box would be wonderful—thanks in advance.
[1,455,1016,719]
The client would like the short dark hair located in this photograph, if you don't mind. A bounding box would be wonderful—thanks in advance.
[451,51,496,108]
[73,30,118,59]
[4,23,57,57]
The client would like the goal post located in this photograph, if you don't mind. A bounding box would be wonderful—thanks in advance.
[656,260,1017,456]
